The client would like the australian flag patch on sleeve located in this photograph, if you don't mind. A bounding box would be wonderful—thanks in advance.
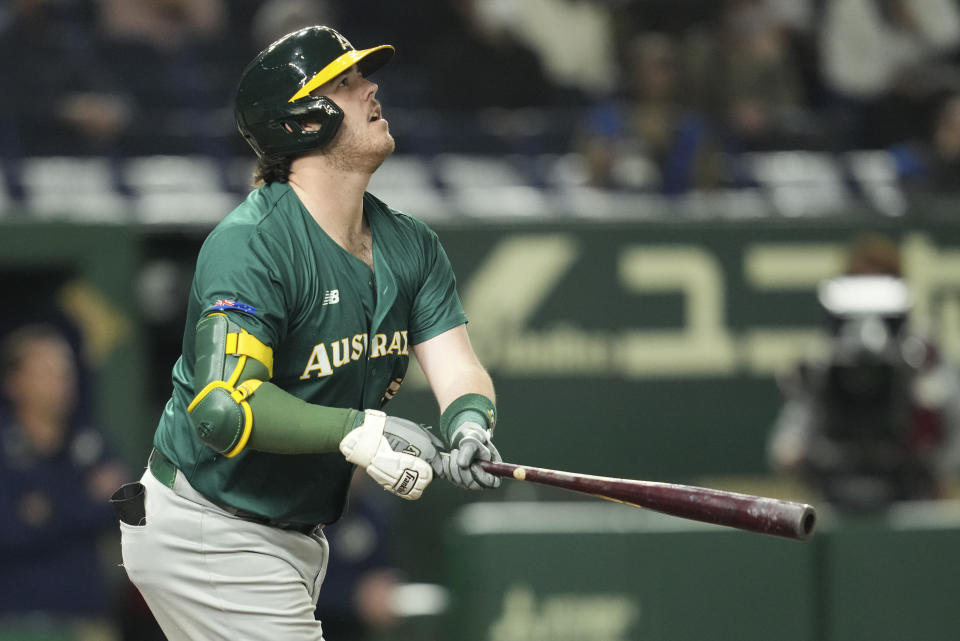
[206,299,257,315]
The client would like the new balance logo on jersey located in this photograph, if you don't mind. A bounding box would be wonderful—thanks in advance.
[322,290,340,306]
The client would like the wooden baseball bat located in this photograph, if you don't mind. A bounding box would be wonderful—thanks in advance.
[479,460,816,541]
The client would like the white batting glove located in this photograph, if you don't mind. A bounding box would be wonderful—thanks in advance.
[445,421,502,490]
[340,410,433,500]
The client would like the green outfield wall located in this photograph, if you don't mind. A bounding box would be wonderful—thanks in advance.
[3,215,960,482]
[439,501,960,641]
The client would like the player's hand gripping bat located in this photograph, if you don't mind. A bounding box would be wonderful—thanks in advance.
[479,461,816,540]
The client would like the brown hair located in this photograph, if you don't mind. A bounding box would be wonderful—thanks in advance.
[845,233,902,278]
[1,324,70,377]
[252,155,293,186]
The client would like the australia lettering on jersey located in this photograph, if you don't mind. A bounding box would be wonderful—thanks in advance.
[300,330,409,379]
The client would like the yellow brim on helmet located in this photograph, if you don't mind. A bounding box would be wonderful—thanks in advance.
[288,45,395,102]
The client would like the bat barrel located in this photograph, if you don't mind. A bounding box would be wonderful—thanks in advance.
[480,461,817,541]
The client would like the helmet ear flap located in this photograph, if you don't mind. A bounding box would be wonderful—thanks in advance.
[307,96,345,149]
[260,96,345,160]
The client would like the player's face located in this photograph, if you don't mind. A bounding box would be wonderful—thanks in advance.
[314,65,395,172]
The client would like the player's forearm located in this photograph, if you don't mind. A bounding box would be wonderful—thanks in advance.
[244,382,363,454]
[413,324,495,414]
[434,365,496,416]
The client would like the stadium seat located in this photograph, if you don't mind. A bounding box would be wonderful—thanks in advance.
[433,153,550,217]
[20,157,128,222]
[367,155,449,220]
[123,155,224,194]
[123,156,236,225]
[746,151,850,217]
[845,150,907,217]
[134,191,240,226]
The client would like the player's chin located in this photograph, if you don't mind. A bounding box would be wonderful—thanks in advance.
[367,136,396,172]
[376,132,396,158]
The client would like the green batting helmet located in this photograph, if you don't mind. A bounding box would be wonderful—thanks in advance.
[234,26,395,159]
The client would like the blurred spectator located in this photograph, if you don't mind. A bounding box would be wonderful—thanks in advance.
[94,0,233,156]
[844,232,905,277]
[314,472,403,640]
[685,0,820,152]
[0,324,129,640]
[425,0,561,111]
[818,0,960,148]
[415,0,568,155]
[470,0,619,102]
[614,0,723,39]
[892,92,960,196]
[575,32,718,193]
[97,0,225,49]
[0,0,131,157]
[767,234,960,512]
[249,0,337,50]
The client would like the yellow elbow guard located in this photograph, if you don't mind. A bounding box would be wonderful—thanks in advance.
[189,312,274,457]
[188,379,264,457]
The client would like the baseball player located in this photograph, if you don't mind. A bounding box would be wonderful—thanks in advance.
[112,25,502,641]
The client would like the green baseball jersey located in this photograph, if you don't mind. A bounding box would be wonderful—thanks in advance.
[153,182,467,527]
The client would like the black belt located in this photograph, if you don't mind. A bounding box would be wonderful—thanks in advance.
[148,448,322,535]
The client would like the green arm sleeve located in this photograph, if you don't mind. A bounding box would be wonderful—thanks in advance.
[439,393,497,447]
[188,313,365,455]
[246,382,364,454]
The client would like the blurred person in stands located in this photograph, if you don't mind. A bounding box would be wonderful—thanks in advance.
[465,0,619,103]
[97,0,225,49]
[417,0,565,156]
[0,324,129,641]
[767,234,960,512]
[0,0,131,157]
[575,32,717,194]
[892,92,960,197]
[685,0,818,153]
[426,0,560,112]
[94,0,230,155]
[818,0,960,149]
[250,0,337,50]
[615,0,722,40]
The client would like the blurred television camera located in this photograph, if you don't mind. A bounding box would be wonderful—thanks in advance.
[768,274,960,512]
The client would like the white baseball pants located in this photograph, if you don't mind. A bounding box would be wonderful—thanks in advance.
[120,468,329,641]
